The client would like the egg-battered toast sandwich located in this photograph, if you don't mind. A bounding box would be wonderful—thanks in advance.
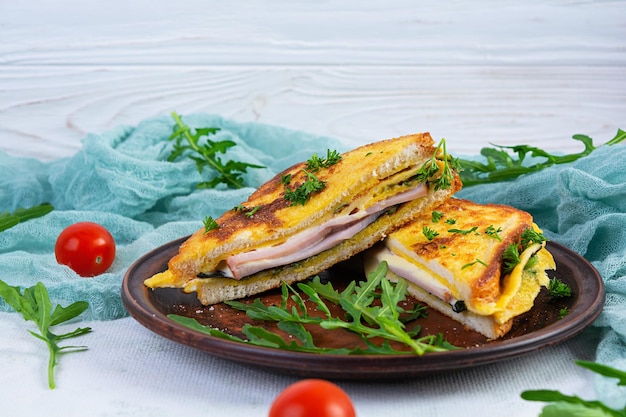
[365,198,555,339]
[145,133,462,305]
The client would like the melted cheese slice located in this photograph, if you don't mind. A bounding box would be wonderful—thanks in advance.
[366,198,556,328]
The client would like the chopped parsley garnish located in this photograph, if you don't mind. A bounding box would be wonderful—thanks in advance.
[283,170,326,206]
[445,218,457,225]
[502,243,521,274]
[548,278,572,298]
[203,216,219,233]
[281,150,339,206]
[501,227,548,274]
[485,225,503,241]
[448,226,478,235]
[431,211,443,223]
[306,149,342,172]
[461,258,488,269]
[233,205,260,218]
[280,173,292,185]
[422,226,439,241]
[414,139,459,191]
[520,228,547,248]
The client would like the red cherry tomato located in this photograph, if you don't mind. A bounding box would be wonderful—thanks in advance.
[55,222,116,277]
[269,379,356,417]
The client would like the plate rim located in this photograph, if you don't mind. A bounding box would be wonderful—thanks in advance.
[121,238,605,379]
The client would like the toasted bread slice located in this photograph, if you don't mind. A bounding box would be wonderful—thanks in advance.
[145,133,462,305]
[365,198,555,339]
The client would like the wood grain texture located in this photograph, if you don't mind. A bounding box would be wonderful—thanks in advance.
[0,0,624,160]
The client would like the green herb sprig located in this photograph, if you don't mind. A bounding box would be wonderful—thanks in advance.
[202,216,219,233]
[0,280,91,389]
[167,112,265,189]
[0,203,54,233]
[502,228,548,274]
[548,278,572,298]
[458,129,626,187]
[283,170,326,206]
[415,138,459,191]
[306,149,342,172]
[522,360,626,416]
[422,226,439,241]
[169,262,456,355]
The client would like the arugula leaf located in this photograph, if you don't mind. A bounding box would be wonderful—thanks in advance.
[0,280,91,389]
[458,129,626,186]
[170,262,454,355]
[167,112,264,189]
[0,203,54,233]
[521,361,626,417]
[576,361,626,386]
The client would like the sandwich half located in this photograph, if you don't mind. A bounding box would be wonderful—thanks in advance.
[145,133,462,305]
[364,198,556,340]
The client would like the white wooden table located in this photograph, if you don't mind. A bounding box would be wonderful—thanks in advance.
[1,1,624,416]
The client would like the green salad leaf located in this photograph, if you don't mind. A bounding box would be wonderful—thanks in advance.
[458,129,625,186]
[0,280,91,389]
[167,112,265,189]
[522,360,626,417]
[169,261,456,355]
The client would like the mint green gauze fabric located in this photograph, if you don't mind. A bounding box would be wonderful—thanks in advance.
[0,113,344,319]
[0,117,624,406]
[456,143,626,408]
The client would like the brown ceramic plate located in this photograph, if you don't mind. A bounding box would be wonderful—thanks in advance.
[121,238,604,380]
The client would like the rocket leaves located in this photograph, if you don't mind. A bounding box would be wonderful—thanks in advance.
[458,129,626,187]
[0,203,54,233]
[521,361,626,417]
[0,280,91,389]
[167,112,265,189]
[168,261,456,355]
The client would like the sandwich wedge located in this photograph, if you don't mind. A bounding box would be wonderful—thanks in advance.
[145,133,462,305]
[364,198,556,340]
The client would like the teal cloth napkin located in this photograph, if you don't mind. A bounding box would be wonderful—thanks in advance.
[1,115,624,406]
[0,113,345,319]
[456,144,626,407]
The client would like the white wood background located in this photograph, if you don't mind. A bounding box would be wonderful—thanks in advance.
[1,1,625,161]
[1,2,625,416]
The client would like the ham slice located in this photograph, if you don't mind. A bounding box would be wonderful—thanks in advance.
[225,184,428,279]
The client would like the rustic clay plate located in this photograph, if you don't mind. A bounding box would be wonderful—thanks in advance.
[121,238,604,380]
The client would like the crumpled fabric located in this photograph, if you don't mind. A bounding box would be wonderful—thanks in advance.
[0,113,344,320]
[456,144,626,408]
[1,116,624,406]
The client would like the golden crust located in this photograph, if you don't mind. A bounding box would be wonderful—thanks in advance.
[386,198,534,309]
[186,179,461,305]
[167,132,440,284]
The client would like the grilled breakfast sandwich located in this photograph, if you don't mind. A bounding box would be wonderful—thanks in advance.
[145,133,462,305]
[364,198,555,339]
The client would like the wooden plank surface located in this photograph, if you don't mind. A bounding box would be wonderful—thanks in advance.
[1,0,624,161]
